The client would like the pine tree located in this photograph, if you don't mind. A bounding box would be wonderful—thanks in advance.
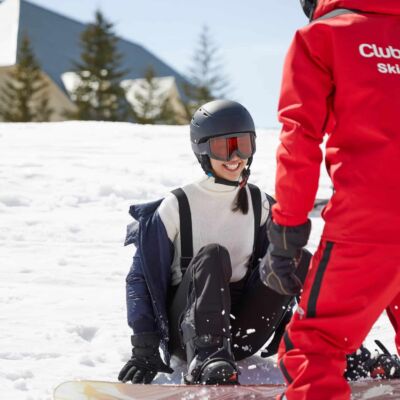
[130,66,179,125]
[0,35,53,122]
[67,10,129,121]
[183,25,231,118]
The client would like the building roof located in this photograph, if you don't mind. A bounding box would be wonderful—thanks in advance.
[0,0,189,96]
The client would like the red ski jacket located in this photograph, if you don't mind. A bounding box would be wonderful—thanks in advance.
[272,0,400,244]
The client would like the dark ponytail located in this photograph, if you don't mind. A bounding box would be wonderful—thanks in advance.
[232,168,250,214]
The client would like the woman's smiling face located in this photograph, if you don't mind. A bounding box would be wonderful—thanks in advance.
[210,155,248,181]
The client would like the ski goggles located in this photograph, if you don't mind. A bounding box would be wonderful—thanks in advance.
[196,132,256,161]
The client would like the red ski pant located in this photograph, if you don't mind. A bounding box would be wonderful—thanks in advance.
[278,240,400,400]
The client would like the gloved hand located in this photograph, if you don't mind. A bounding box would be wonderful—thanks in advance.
[118,333,173,384]
[259,219,311,296]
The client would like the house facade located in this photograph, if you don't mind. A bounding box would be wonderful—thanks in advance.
[0,0,188,122]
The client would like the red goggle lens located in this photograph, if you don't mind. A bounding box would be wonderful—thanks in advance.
[209,133,254,161]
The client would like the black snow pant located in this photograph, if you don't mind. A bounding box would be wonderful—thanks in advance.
[168,243,310,362]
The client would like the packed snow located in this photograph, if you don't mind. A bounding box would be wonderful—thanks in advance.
[0,121,395,400]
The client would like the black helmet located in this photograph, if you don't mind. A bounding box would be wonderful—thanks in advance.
[190,99,256,151]
[190,99,256,186]
[300,0,317,20]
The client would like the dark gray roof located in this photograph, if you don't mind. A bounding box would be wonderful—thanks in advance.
[18,0,189,96]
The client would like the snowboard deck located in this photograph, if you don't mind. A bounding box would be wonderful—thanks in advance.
[54,379,400,400]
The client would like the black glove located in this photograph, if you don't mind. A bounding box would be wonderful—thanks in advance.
[118,333,173,384]
[259,219,311,296]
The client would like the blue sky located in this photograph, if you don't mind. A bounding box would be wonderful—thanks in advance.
[28,0,307,128]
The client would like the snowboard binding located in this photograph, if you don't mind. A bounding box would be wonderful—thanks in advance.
[185,357,239,385]
[184,335,239,385]
[369,340,400,379]
[345,340,400,381]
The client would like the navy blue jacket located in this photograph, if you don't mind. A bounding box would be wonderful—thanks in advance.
[124,192,275,361]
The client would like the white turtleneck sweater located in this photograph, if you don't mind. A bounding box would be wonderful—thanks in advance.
[157,177,270,286]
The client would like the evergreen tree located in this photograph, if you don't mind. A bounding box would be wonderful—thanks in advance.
[0,35,53,122]
[183,25,231,117]
[130,66,179,125]
[67,10,129,121]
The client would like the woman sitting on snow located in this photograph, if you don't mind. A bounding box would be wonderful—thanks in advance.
[118,100,311,385]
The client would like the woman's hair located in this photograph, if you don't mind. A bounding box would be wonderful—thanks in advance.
[232,186,249,214]
[232,168,250,214]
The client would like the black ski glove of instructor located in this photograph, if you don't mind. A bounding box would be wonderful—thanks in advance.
[118,333,173,384]
[259,219,311,296]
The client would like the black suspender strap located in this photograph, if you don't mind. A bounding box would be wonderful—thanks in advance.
[171,188,193,274]
[172,185,261,274]
[248,183,262,252]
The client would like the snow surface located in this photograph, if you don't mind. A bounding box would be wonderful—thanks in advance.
[0,121,395,399]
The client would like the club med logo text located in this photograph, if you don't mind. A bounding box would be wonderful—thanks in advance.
[359,43,400,75]
[359,44,400,59]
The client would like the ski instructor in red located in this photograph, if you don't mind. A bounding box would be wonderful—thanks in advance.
[258,0,400,399]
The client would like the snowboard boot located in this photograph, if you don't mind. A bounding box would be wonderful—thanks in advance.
[184,334,239,385]
[345,345,372,381]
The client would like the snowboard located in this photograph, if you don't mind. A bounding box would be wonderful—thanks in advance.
[54,379,400,400]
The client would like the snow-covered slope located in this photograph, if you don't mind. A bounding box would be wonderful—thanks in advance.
[0,122,394,400]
